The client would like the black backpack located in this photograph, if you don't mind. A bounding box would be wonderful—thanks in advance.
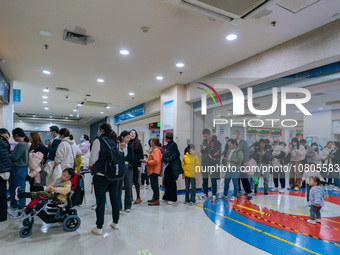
[101,137,126,181]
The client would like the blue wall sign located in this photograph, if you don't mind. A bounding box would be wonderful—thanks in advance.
[13,89,21,103]
[114,104,144,123]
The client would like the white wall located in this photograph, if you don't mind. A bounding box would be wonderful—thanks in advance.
[118,124,150,152]
[13,121,90,143]
[303,111,332,141]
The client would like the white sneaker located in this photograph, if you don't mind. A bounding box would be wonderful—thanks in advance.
[271,187,278,192]
[91,204,97,210]
[199,194,207,200]
[125,209,131,213]
[119,210,122,214]
[168,201,175,205]
[110,223,119,230]
[230,196,237,201]
[189,202,194,206]
[91,227,103,235]
[183,201,189,204]
[212,195,217,202]
[294,187,300,191]
[218,194,227,199]
[279,188,285,193]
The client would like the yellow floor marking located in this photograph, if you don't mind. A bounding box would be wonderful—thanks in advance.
[323,218,340,224]
[194,203,321,255]
[233,203,271,216]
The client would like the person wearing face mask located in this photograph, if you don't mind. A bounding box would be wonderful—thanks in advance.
[321,141,334,186]
[231,130,253,199]
[0,128,12,222]
[328,141,340,191]
[182,144,200,205]
[288,137,306,191]
[300,139,317,188]
[271,140,288,193]
[46,126,61,162]
[79,134,91,169]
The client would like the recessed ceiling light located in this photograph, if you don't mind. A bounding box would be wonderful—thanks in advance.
[318,107,323,110]
[43,101,48,104]
[42,70,51,75]
[129,92,135,96]
[176,63,184,68]
[77,104,82,107]
[42,96,48,99]
[39,30,52,37]
[65,117,68,120]
[33,115,36,118]
[73,109,77,112]
[100,112,104,114]
[49,116,52,118]
[97,78,104,83]
[296,110,301,113]
[44,107,49,110]
[120,50,130,55]
[69,114,73,117]
[226,34,237,41]
[156,76,164,80]
[106,106,111,109]
[43,88,49,92]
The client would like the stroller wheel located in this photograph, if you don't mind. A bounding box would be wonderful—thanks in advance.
[19,226,32,238]
[63,215,81,232]
[22,218,34,227]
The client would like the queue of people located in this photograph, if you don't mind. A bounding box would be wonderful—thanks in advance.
[1,123,339,233]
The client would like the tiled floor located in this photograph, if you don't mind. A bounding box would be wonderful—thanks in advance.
[0,176,269,255]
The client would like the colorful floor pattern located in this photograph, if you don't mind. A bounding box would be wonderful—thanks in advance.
[201,188,340,255]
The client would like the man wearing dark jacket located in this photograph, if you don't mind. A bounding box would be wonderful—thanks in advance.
[200,129,221,202]
[46,126,61,161]
[0,129,12,222]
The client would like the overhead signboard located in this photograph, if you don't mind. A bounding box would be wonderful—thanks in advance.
[0,68,10,104]
[246,128,281,136]
[114,104,144,123]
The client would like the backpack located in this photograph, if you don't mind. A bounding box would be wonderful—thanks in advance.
[71,172,84,205]
[101,137,126,181]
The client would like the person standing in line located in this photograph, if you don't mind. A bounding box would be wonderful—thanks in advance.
[140,154,150,189]
[27,132,48,192]
[199,129,221,202]
[182,144,200,205]
[46,126,61,162]
[271,141,288,193]
[0,128,12,222]
[321,141,334,186]
[129,129,143,204]
[329,141,340,191]
[232,129,253,199]
[300,139,316,189]
[90,123,120,235]
[118,130,134,212]
[307,176,326,225]
[143,138,162,206]
[54,128,81,170]
[162,132,182,204]
[220,139,243,201]
[8,128,29,219]
[251,139,272,195]
[288,137,306,191]
[79,134,91,155]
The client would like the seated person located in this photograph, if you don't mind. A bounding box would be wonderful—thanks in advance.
[15,168,75,203]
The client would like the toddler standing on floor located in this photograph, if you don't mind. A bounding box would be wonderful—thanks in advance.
[307,176,326,224]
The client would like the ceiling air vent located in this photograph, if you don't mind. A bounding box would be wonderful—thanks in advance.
[63,29,90,45]
[312,92,326,97]
[169,0,270,20]
[83,101,108,107]
[326,100,340,106]
[55,87,70,92]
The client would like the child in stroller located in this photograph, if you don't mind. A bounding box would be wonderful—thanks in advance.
[15,168,82,238]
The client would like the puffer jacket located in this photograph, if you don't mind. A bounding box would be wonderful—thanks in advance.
[146,147,162,175]
[289,145,306,162]
[28,151,44,183]
[55,137,81,170]
[182,152,201,177]
[0,139,11,173]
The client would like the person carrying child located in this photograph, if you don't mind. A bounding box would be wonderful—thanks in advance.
[182,144,200,205]
[15,168,75,203]
[140,154,150,189]
[307,176,326,224]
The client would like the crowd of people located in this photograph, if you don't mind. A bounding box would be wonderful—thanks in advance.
[0,124,339,232]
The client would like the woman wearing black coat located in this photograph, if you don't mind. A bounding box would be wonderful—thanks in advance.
[162,132,182,204]
[129,129,143,204]
[118,130,135,212]
[0,128,12,222]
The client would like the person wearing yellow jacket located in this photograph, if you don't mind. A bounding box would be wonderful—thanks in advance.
[182,144,201,205]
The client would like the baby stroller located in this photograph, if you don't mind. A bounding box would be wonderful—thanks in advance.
[19,171,84,238]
